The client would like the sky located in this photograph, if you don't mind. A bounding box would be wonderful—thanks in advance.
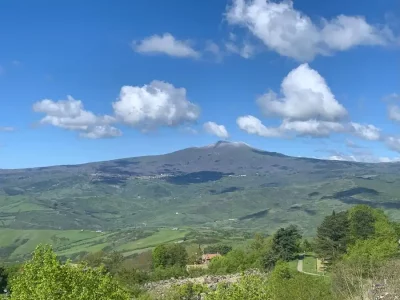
[0,0,399,168]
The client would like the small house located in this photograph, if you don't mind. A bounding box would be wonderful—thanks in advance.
[201,253,221,264]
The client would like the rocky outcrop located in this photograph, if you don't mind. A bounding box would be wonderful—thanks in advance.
[143,269,263,295]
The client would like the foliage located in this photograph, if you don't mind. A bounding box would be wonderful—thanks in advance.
[332,259,400,299]
[271,225,301,261]
[150,266,188,281]
[314,211,349,262]
[207,263,333,300]
[208,249,255,275]
[9,244,130,300]
[152,244,188,269]
[203,244,232,255]
[163,282,209,300]
[300,239,313,252]
[347,205,376,241]
[344,209,400,269]
[206,275,270,300]
[0,266,8,294]
[267,262,333,300]
[262,225,301,269]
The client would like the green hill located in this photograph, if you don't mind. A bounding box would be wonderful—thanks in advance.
[1,140,400,238]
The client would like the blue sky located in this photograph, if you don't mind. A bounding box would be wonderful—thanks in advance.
[0,0,399,168]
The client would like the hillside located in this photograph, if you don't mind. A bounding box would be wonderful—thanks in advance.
[1,141,400,236]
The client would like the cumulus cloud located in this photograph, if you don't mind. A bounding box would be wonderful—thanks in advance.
[226,0,395,61]
[203,122,229,139]
[0,126,15,132]
[237,115,281,137]
[33,96,119,139]
[280,120,344,137]
[79,125,122,139]
[385,136,400,152]
[133,33,200,58]
[237,64,383,140]
[112,80,200,130]
[349,122,381,141]
[257,64,347,121]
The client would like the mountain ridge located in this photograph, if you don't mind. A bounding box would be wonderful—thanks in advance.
[1,140,400,235]
[0,140,388,172]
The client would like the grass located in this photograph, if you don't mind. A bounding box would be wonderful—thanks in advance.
[0,229,102,260]
[303,254,318,274]
[0,226,256,262]
[0,228,191,261]
[288,259,298,271]
[117,229,188,253]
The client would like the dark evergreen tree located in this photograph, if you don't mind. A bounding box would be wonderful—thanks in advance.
[314,211,349,261]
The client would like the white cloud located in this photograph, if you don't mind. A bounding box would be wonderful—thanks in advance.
[79,125,121,139]
[321,15,392,51]
[133,33,200,58]
[237,64,384,140]
[280,119,344,137]
[237,115,281,137]
[349,122,381,141]
[388,104,400,121]
[226,0,394,61]
[112,80,200,130]
[33,96,118,139]
[385,136,400,152]
[0,127,15,132]
[386,94,400,122]
[378,157,400,163]
[257,63,347,121]
[203,122,229,139]
[225,41,255,58]
[324,149,400,163]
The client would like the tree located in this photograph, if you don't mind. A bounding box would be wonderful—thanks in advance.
[262,225,301,270]
[271,225,301,261]
[10,244,130,300]
[301,239,313,253]
[348,205,376,241]
[80,251,107,268]
[152,244,188,269]
[0,266,9,294]
[314,211,349,262]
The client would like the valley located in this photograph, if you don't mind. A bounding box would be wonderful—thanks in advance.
[2,141,400,260]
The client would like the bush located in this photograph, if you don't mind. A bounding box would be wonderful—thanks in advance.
[150,265,188,281]
[9,244,130,300]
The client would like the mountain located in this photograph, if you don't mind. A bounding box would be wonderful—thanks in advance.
[1,141,400,235]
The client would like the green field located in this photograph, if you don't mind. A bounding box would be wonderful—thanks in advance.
[0,226,254,262]
[303,254,318,274]
[0,228,191,261]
